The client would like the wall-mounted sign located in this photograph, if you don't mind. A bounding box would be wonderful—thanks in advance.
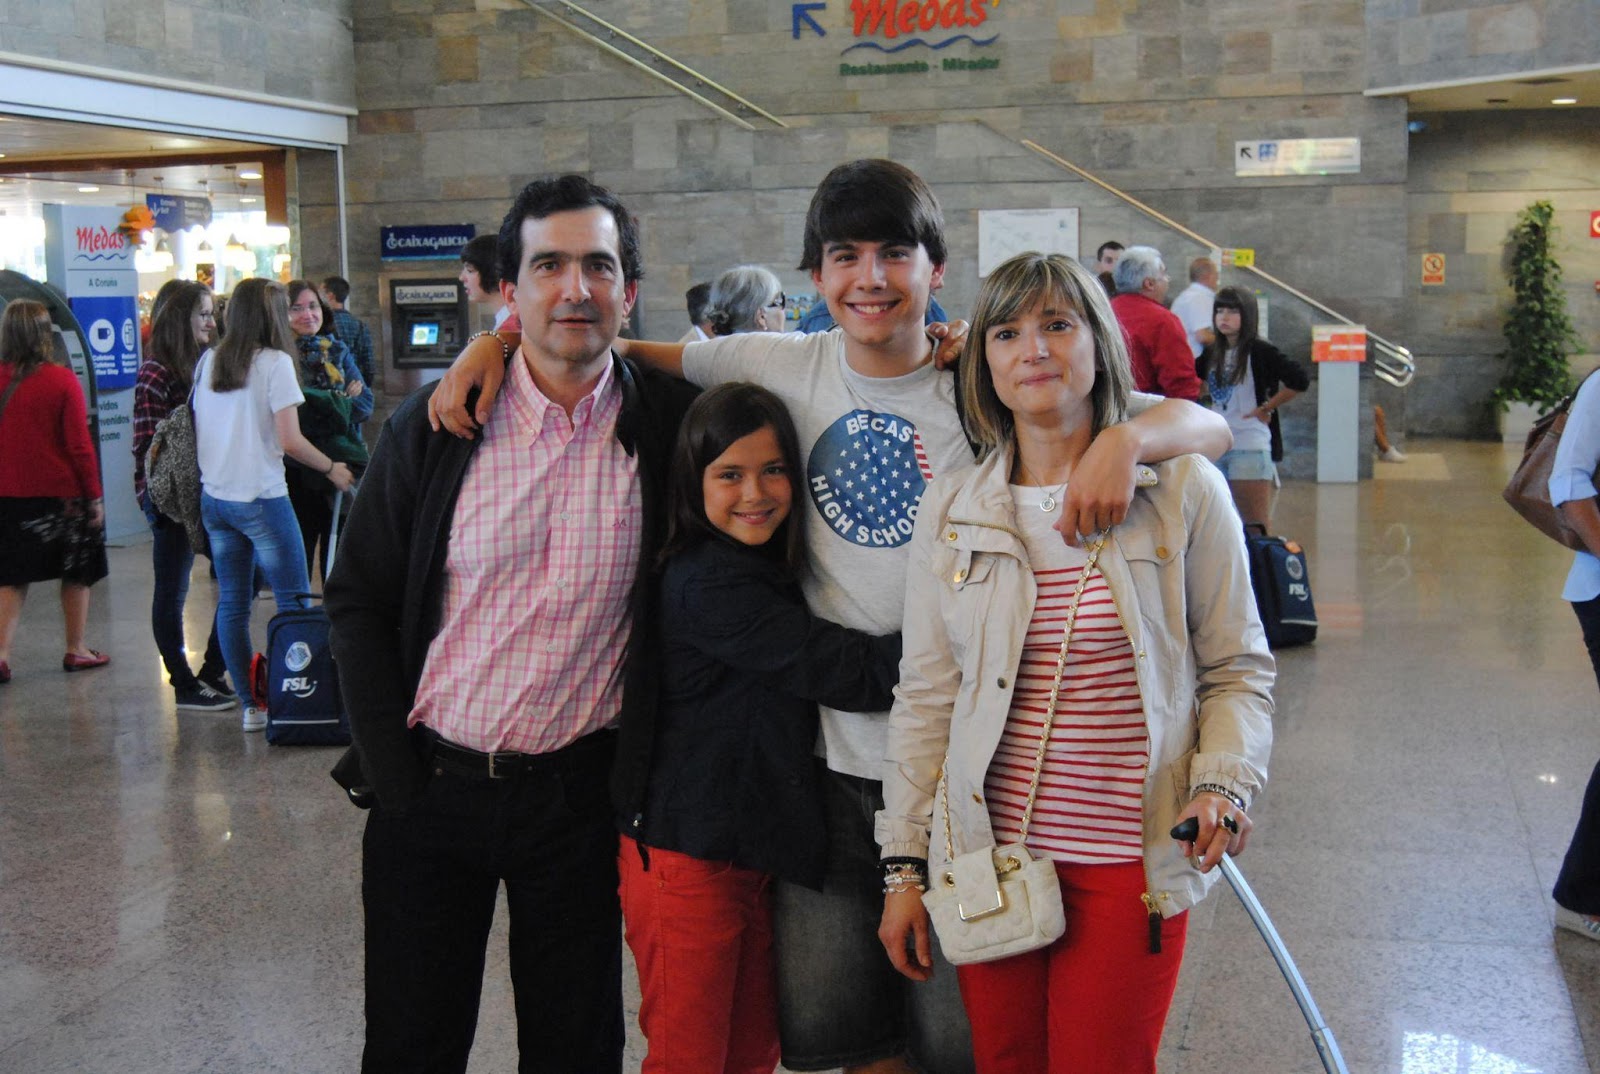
[145,194,213,230]
[1421,253,1446,286]
[1224,248,1255,267]
[380,224,476,262]
[1312,325,1367,363]
[977,208,1079,277]
[1236,138,1361,177]
[793,1,1003,77]
[1589,211,1600,239]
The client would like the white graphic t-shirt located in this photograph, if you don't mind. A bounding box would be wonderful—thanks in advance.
[683,329,975,778]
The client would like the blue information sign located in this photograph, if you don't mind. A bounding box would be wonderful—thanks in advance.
[70,294,140,391]
[145,194,213,230]
[381,224,476,261]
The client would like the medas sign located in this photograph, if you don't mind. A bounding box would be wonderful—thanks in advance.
[851,0,989,36]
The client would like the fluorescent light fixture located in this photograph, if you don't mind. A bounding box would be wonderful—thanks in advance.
[1553,97,1578,105]
[240,197,258,204]
[239,170,263,180]
[77,185,100,192]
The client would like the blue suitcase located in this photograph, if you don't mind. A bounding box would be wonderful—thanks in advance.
[258,490,352,746]
[1244,523,1318,649]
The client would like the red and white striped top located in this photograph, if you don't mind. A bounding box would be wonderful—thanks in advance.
[409,353,641,755]
[984,563,1148,864]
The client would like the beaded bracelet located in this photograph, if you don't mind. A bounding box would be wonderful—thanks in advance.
[467,329,512,364]
[1192,783,1246,810]
[882,858,928,894]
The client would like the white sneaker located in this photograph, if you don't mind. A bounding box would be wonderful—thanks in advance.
[242,706,267,733]
[1556,906,1600,943]
[1379,446,1407,463]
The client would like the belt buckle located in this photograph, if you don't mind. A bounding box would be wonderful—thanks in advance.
[487,751,501,779]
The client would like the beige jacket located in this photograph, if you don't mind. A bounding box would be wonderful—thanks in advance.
[876,448,1275,917]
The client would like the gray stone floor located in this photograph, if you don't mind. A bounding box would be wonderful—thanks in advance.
[1,438,1597,1073]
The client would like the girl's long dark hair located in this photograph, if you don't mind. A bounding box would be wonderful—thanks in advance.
[211,278,297,392]
[660,382,806,574]
[0,299,55,375]
[1198,286,1260,387]
[147,281,212,389]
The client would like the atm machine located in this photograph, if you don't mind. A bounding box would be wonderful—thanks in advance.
[0,269,100,449]
[377,275,470,398]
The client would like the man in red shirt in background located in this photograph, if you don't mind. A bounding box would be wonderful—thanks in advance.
[1110,245,1203,401]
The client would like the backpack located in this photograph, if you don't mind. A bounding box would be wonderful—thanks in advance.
[146,399,209,558]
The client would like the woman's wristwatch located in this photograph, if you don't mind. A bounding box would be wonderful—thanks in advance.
[1192,783,1246,810]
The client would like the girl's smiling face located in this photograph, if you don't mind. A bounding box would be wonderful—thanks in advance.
[288,287,323,337]
[701,424,793,546]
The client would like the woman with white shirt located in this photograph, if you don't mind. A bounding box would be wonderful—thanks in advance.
[1549,371,1600,942]
[194,278,355,732]
[1195,287,1309,530]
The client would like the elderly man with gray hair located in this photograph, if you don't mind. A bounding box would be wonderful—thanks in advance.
[1110,245,1203,401]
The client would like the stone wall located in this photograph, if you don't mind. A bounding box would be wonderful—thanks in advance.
[1403,109,1600,438]
[0,0,357,106]
[1366,0,1599,90]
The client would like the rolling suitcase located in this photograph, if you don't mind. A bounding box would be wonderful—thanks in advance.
[253,489,351,747]
[1244,523,1318,648]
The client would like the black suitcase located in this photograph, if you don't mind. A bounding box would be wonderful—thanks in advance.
[1244,523,1317,648]
[256,490,351,746]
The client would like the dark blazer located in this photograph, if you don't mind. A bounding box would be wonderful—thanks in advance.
[640,537,901,888]
[325,354,697,814]
[1196,338,1310,461]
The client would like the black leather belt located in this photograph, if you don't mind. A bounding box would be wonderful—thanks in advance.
[425,728,613,781]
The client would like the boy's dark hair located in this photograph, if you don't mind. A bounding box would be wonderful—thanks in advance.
[661,382,806,575]
[798,159,946,272]
[322,276,351,303]
[1097,240,1125,260]
[460,234,501,290]
[686,282,711,326]
[496,175,643,288]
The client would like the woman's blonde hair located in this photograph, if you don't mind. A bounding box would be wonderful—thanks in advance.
[210,278,297,392]
[958,252,1133,456]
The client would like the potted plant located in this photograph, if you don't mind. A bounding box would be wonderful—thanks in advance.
[1494,200,1581,441]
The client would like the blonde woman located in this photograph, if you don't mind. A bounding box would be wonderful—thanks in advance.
[876,253,1274,1072]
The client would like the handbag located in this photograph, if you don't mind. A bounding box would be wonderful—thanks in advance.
[147,359,209,558]
[1502,371,1599,551]
[921,536,1105,966]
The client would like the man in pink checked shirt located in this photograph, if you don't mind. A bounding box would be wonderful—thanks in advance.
[326,175,696,1074]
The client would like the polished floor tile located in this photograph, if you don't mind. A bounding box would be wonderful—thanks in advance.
[2,438,1597,1073]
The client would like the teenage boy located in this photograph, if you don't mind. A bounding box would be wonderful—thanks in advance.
[429,160,1230,1074]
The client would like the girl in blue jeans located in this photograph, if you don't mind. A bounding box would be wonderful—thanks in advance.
[192,278,355,732]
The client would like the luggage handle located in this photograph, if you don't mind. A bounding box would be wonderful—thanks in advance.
[1244,522,1270,538]
[1170,818,1348,1074]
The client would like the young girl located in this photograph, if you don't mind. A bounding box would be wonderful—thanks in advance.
[877,253,1273,1073]
[193,278,355,732]
[1195,286,1308,529]
[133,281,233,710]
[620,382,902,1074]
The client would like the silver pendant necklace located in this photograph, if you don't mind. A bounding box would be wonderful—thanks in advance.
[1018,459,1066,513]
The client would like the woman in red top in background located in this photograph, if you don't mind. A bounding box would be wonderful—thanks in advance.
[0,299,110,683]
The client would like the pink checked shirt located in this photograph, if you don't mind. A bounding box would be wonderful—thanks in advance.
[409,352,641,754]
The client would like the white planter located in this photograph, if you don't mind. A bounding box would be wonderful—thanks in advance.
[1500,401,1542,443]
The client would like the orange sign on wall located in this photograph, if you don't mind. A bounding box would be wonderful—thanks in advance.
[1421,252,1446,286]
[1312,325,1367,363]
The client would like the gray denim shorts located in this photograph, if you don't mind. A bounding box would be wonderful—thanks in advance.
[772,763,974,1074]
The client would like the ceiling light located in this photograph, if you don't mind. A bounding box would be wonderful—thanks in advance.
[1552,97,1578,105]
[239,170,262,180]
[78,185,100,193]
[240,197,257,204]
[0,152,7,159]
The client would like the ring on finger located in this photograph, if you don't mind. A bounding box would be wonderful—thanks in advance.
[1221,814,1239,834]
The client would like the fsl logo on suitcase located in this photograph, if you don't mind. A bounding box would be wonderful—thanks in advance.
[1244,524,1318,649]
[262,605,350,746]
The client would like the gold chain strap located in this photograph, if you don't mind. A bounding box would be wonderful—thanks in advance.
[941,535,1107,864]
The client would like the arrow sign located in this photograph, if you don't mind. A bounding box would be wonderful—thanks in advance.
[793,2,826,38]
[1240,146,1252,159]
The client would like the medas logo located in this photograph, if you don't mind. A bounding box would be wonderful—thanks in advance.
[808,409,934,548]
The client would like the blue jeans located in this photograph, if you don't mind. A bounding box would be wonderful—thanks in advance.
[143,499,224,688]
[200,493,311,704]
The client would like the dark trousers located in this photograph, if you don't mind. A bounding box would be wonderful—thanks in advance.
[1556,597,1600,915]
[286,468,335,584]
[144,502,223,688]
[360,731,624,1074]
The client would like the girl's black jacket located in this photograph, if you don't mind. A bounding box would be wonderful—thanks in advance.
[1196,339,1310,462]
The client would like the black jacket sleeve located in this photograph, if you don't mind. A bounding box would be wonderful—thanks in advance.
[667,544,901,713]
[325,392,434,811]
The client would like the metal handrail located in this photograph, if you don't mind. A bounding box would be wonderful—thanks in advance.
[1020,139,1415,388]
[520,1,787,131]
